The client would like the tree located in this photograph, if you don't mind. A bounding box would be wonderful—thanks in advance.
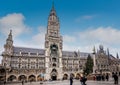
[83,54,93,75]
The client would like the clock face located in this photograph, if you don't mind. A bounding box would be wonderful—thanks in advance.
[50,44,58,55]
[50,44,58,51]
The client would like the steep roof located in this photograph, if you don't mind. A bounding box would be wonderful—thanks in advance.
[13,46,90,58]
[13,47,45,55]
[62,51,90,58]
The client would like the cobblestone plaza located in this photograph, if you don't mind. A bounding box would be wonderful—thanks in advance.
[4,77,119,85]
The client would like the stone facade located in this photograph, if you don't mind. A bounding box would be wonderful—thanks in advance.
[1,4,120,82]
[92,45,120,75]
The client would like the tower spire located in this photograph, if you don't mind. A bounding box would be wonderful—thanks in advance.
[52,0,54,11]
[47,1,59,36]
[4,29,13,55]
[50,1,56,16]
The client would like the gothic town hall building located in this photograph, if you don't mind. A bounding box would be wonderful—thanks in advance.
[1,4,120,82]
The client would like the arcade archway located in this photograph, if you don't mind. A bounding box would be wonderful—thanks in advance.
[7,75,17,81]
[28,75,36,81]
[18,75,27,81]
[37,73,44,81]
[63,74,68,80]
[76,73,80,79]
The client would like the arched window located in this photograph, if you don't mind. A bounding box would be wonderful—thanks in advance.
[53,63,56,67]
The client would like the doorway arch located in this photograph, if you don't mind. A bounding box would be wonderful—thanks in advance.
[51,69,57,80]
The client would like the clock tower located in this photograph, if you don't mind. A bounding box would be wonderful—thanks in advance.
[45,3,63,80]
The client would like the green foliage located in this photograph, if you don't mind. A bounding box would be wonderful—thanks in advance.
[83,54,93,75]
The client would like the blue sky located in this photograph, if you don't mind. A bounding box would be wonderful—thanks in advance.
[0,0,120,63]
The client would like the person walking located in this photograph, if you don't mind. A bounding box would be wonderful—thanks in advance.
[106,73,109,81]
[70,75,73,85]
[80,76,83,85]
[80,75,87,85]
[22,80,24,85]
[113,73,118,84]
[82,76,87,85]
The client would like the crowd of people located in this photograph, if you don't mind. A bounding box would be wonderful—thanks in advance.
[70,74,87,85]
[95,73,109,81]
[94,73,119,84]
[69,73,119,85]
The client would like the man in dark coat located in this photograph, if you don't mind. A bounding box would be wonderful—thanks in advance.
[81,76,87,85]
[113,73,118,84]
[70,75,73,85]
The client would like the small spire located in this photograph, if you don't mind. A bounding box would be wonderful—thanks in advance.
[107,48,110,65]
[116,53,119,59]
[5,29,13,47]
[93,46,96,54]
[7,29,13,41]
[9,29,12,35]
[107,48,109,56]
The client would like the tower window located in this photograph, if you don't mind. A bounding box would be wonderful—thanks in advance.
[52,58,56,62]
[53,63,56,67]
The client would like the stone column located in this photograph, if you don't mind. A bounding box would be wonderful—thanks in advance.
[27,76,28,82]
[36,75,37,81]
[93,53,97,74]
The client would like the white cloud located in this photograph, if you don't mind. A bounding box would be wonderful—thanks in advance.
[31,26,46,48]
[77,26,120,56]
[79,26,120,45]
[13,26,46,49]
[75,15,95,22]
[63,35,76,43]
[0,13,30,37]
[62,26,120,57]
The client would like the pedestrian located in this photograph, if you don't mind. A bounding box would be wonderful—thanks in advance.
[80,75,87,85]
[101,74,105,81]
[106,73,109,81]
[80,75,83,85]
[113,73,118,84]
[83,75,87,85]
[22,80,24,85]
[70,75,73,85]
